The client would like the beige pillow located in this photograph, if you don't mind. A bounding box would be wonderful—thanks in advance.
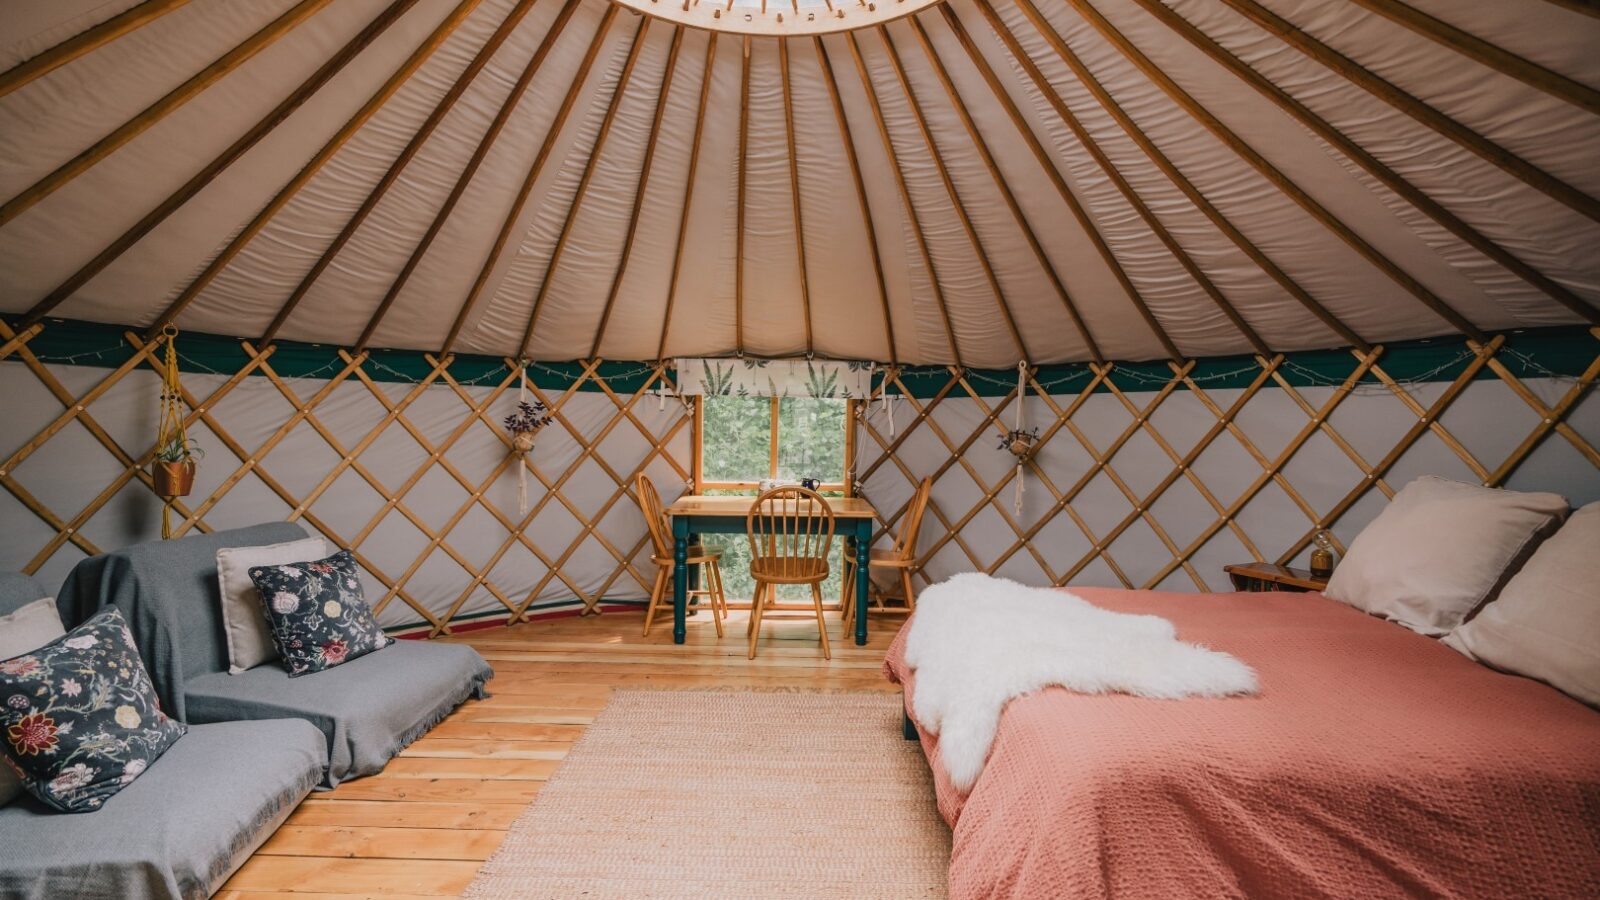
[1444,502,1600,706]
[1,596,66,806]
[217,536,327,674]
[0,596,65,659]
[1323,476,1568,636]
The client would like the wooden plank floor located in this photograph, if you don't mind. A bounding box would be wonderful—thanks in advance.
[216,607,906,899]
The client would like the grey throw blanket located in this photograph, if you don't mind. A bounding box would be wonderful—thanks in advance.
[56,522,310,721]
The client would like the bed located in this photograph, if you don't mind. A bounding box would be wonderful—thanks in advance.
[884,586,1600,899]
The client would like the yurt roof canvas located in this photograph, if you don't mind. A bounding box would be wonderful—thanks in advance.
[2,0,1596,366]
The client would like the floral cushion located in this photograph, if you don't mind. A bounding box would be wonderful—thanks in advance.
[0,608,187,813]
[248,550,392,677]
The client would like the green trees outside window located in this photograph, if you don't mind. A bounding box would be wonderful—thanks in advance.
[697,396,848,602]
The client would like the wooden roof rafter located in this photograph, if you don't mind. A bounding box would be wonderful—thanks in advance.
[0,0,337,228]
[147,0,487,338]
[0,0,193,99]
[735,36,752,356]
[1349,0,1600,114]
[1053,0,1487,343]
[919,8,1131,365]
[590,25,687,361]
[21,0,426,327]
[778,38,815,356]
[1544,0,1600,18]
[516,14,654,359]
[1130,0,1599,325]
[440,3,621,356]
[359,0,587,354]
[843,30,963,368]
[1216,0,1600,224]
[986,0,1368,352]
[874,23,1031,364]
[269,0,544,346]
[940,3,1263,359]
[656,33,720,363]
[812,35,897,366]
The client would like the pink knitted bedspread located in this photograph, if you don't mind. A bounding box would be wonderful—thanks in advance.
[885,587,1600,899]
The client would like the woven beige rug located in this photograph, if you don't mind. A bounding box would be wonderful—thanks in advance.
[465,690,949,899]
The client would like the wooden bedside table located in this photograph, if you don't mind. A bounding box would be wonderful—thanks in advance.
[1225,562,1329,593]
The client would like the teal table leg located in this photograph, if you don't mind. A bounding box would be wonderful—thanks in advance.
[854,520,870,646]
[672,523,689,644]
[687,531,701,601]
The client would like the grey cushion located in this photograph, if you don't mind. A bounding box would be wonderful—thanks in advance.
[0,718,325,900]
[185,639,492,787]
[0,572,49,616]
[56,522,313,719]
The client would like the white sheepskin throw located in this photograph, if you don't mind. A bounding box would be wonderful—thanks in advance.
[904,572,1258,791]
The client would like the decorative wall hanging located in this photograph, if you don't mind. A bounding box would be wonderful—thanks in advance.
[675,357,873,398]
[875,364,899,438]
[999,362,1036,515]
[503,362,552,515]
[152,325,200,538]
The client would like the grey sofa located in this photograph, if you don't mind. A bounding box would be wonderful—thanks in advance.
[56,522,494,787]
[0,571,328,900]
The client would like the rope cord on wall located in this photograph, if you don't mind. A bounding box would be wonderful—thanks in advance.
[517,360,530,516]
[1014,361,1027,517]
[154,326,191,539]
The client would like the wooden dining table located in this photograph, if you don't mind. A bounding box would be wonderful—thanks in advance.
[663,495,878,646]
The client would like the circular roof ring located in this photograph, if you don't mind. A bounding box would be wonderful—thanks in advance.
[611,0,949,37]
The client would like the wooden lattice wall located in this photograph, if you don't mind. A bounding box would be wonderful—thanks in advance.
[1,319,693,635]
[856,328,1600,593]
[3,319,1597,633]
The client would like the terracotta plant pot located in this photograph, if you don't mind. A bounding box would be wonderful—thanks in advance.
[1008,437,1034,458]
[153,459,196,497]
[511,431,537,453]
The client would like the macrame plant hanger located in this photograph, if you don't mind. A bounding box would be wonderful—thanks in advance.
[153,325,194,539]
[878,364,897,439]
[1012,361,1027,516]
[515,360,533,515]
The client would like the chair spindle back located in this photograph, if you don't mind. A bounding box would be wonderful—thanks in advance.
[635,474,672,559]
[893,477,933,563]
[747,486,835,579]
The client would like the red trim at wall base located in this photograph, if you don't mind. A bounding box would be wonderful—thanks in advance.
[389,602,645,640]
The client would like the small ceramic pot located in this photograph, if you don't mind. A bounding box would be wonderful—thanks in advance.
[511,431,537,453]
[153,459,196,497]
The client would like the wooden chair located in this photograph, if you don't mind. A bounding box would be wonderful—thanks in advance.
[746,486,835,660]
[638,475,726,638]
[842,476,931,637]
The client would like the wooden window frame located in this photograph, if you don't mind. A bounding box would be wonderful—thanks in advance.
[693,396,855,496]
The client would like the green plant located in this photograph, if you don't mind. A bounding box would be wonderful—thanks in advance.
[154,434,202,463]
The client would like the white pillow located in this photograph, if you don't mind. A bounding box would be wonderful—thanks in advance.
[1,596,66,806]
[1444,502,1600,707]
[217,537,327,674]
[1323,476,1568,636]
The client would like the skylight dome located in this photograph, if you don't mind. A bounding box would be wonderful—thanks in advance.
[615,0,947,36]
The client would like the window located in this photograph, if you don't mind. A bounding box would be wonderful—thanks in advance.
[695,395,851,603]
[697,396,849,490]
